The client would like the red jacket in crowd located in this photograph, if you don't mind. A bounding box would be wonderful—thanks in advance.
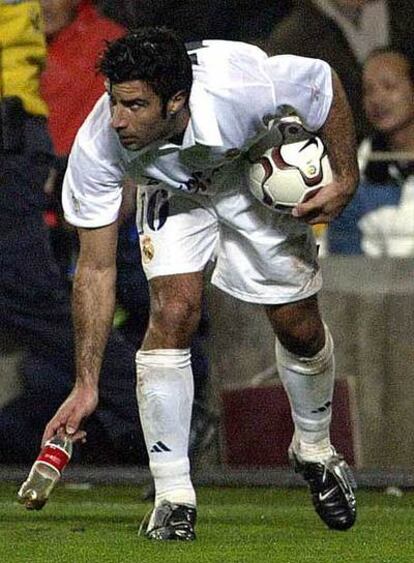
[41,0,125,156]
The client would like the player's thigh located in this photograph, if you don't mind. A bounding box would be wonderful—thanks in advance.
[136,184,218,280]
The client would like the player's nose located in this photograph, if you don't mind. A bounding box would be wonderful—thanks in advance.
[111,105,128,129]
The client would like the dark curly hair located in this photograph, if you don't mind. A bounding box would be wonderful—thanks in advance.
[98,27,193,109]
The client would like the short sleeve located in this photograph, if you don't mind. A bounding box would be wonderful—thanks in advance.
[62,95,126,228]
[264,54,333,131]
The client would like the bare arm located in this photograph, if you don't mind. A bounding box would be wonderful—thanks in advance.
[293,70,359,224]
[72,222,119,388]
[42,220,119,444]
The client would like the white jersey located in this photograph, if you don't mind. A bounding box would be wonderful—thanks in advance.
[63,40,333,228]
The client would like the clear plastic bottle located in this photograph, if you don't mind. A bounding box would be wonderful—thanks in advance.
[17,435,73,510]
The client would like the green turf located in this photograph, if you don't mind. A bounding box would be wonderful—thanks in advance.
[1,482,413,562]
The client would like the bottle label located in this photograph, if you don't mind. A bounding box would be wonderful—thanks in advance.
[37,444,70,475]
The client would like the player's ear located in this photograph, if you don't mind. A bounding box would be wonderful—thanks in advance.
[167,91,188,116]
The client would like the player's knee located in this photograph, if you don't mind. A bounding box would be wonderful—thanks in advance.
[276,323,334,376]
[276,317,325,357]
[151,298,201,337]
[267,295,326,356]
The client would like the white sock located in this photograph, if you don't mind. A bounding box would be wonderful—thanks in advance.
[136,348,196,507]
[276,323,335,461]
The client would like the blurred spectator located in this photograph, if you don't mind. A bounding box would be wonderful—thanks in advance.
[0,0,143,465]
[264,0,414,141]
[0,0,48,118]
[40,0,125,273]
[97,0,292,44]
[328,47,414,255]
[40,0,125,157]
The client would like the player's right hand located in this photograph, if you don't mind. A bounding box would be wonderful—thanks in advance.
[292,175,355,224]
[41,385,99,447]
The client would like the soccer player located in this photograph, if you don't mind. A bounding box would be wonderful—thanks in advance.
[42,27,359,540]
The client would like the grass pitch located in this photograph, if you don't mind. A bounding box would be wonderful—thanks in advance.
[1,483,413,562]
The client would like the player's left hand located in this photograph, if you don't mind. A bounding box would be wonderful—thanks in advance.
[292,178,355,224]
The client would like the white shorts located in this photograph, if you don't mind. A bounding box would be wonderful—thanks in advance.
[136,166,321,305]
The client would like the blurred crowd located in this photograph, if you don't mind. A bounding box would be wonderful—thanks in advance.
[1,0,414,465]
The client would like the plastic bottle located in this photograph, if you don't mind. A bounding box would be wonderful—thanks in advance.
[17,435,73,510]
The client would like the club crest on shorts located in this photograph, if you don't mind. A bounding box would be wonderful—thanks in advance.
[141,235,155,263]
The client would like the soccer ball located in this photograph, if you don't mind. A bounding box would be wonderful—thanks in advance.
[248,118,333,212]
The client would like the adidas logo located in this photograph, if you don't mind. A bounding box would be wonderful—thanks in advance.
[150,441,172,453]
[311,400,332,414]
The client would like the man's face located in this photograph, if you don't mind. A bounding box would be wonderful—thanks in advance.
[108,80,175,152]
[40,0,79,39]
[363,52,414,135]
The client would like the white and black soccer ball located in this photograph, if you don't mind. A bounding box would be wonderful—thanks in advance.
[248,118,333,212]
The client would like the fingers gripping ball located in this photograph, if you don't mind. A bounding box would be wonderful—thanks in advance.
[248,117,333,213]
